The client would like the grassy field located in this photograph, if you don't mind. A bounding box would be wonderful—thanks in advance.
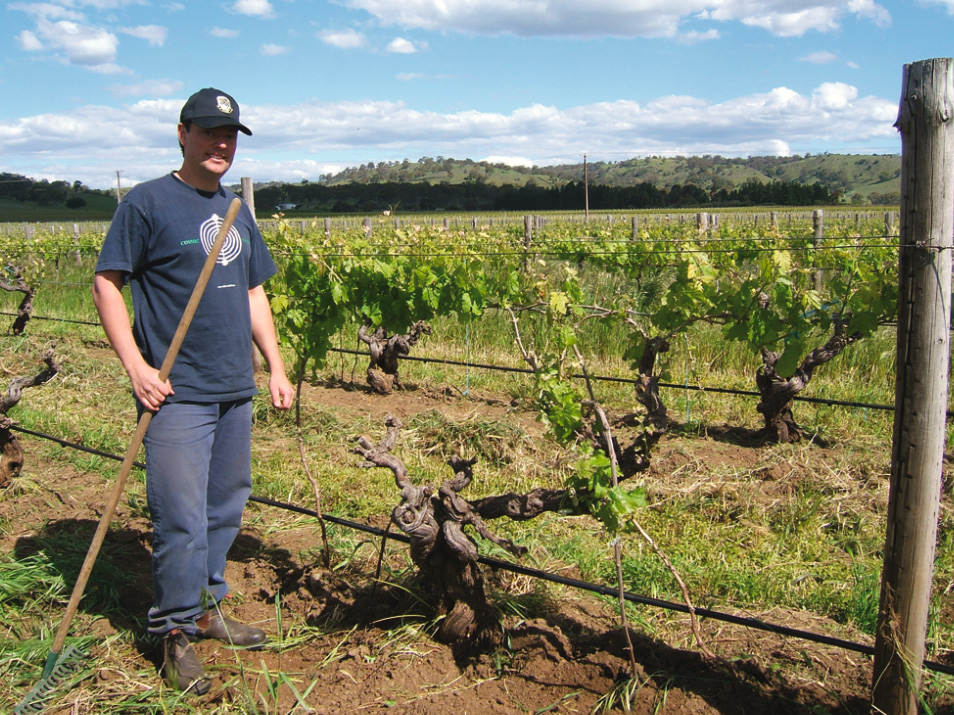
[0,222,951,714]
[0,194,119,223]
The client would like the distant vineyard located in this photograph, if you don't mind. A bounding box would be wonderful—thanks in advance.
[261,209,898,440]
[1,208,900,441]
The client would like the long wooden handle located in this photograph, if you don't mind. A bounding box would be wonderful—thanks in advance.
[46,198,243,670]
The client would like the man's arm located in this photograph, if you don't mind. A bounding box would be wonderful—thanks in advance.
[249,284,294,409]
[92,270,173,411]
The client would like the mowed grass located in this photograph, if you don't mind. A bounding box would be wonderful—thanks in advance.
[1,231,952,713]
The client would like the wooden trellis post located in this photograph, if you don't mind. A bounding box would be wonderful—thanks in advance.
[240,177,255,220]
[872,57,954,715]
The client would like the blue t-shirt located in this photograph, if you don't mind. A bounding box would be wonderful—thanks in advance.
[96,172,276,403]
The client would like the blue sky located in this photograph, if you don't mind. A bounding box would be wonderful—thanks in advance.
[1,0,951,190]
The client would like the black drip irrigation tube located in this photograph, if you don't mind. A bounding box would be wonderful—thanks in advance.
[0,311,101,328]
[9,424,954,677]
[331,346,900,413]
[2,312,900,414]
[0,313,917,415]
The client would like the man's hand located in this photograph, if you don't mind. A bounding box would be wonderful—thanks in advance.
[93,270,174,412]
[129,362,174,412]
[268,370,295,410]
[249,284,294,410]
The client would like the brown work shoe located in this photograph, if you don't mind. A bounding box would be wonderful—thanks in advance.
[162,629,211,695]
[195,612,267,647]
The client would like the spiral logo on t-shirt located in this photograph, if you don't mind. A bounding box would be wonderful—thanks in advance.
[200,213,243,266]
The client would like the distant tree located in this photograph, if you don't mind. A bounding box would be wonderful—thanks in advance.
[869,192,900,205]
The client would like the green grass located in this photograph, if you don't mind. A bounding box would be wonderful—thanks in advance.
[1,214,952,713]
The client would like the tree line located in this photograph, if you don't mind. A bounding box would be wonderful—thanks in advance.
[0,173,105,209]
[254,177,834,214]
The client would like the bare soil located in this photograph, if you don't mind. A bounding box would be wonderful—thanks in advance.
[5,375,952,714]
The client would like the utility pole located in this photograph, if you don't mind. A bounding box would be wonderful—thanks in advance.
[115,171,123,204]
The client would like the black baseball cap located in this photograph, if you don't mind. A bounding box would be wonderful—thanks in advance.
[179,87,252,135]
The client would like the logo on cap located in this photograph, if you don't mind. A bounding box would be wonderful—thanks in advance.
[216,96,234,115]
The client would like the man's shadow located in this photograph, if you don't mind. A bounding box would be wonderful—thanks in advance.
[13,518,290,669]
[16,519,154,631]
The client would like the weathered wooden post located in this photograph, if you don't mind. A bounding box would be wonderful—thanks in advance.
[872,57,954,715]
[240,177,255,221]
[812,209,824,291]
[522,214,533,270]
[72,223,82,265]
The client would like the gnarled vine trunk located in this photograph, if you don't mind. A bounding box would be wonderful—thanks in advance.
[0,346,60,486]
[756,321,861,443]
[573,335,670,477]
[634,335,670,433]
[353,415,527,651]
[352,404,661,651]
[358,321,432,394]
[0,271,35,336]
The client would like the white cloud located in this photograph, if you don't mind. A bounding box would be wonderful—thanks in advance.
[387,37,420,53]
[37,18,120,67]
[86,62,134,75]
[319,28,368,49]
[17,30,44,51]
[241,84,898,164]
[812,82,858,110]
[343,0,891,38]
[737,6,842,36]
[231,0,275,18]
[10,3,132,71]
[106,79,184,97]
[119,25,168,46]
[848,0,891,25]
[0,83,900,188]
[69,0,147,9]
[801,50,839,64]
[482,155,534,167]
[678,29,720,44]
[261,43,289,55]
[211,27,240,38]
[921,0,954,12]
[9,3,84,22]
[397,72,456,81]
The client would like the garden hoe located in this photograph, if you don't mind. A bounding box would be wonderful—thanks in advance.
[15,198,243,714]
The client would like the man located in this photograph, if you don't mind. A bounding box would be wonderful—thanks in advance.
[92,87,295,694]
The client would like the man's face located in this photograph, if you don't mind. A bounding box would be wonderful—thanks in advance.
[178,123,239,180]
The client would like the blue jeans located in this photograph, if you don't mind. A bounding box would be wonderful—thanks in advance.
[142,399,253,636]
